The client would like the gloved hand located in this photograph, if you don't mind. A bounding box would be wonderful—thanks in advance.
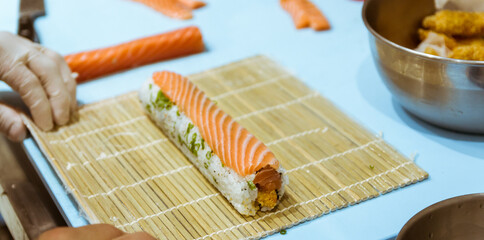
[38,224,156,240]
[0,31,76,142]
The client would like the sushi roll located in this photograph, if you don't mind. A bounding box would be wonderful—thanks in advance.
[139,71,288,216]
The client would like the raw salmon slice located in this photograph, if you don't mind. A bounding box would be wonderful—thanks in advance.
[152,71,280,176]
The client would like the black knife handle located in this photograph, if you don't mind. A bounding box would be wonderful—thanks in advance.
[18,15,39,43]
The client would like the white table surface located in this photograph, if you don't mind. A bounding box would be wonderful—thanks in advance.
[1,0,483,239]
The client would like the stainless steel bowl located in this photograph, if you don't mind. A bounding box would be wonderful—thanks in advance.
[397,194,484,240]
[362,0,484,133]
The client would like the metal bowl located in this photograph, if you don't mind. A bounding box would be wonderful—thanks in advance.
[362,0,484,133]
[396,194,484,240]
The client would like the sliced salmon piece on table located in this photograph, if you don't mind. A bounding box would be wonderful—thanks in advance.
[281,0,331,31]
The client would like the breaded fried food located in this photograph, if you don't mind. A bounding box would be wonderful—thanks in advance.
[449,45,484,61]
[423,10,484,37]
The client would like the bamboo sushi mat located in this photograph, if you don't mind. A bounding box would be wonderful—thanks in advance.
[25,55,428,239]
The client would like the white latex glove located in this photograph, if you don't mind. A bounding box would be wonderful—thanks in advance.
[0,31,76,142]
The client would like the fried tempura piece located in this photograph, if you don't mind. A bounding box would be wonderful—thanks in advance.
[449,38,484,60]
[418,29,457,49]
[449,45,484,61]
[423,10,484,37]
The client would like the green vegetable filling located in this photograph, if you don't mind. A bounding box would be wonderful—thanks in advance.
[171,122,176,138]
[145,104,152,114]
[176,122,203,157]
[188,133,200,156]
[247,181,256,190]
[184,123,194,143]
[206,150,213,160]
[153,90,173,110]
[280,229,287,235]
[187,123,194,133]
[185,123,194,140]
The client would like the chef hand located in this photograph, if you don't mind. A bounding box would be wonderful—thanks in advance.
[0,31,76,142]
[38,224,156,240]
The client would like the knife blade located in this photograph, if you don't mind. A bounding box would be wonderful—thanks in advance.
[18,0,46,43]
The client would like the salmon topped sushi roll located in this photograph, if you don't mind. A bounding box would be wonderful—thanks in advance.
[139,71,288,215]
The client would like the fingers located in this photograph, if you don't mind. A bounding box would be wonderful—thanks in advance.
[38,224,125,240]
[38,224,156,240]
[0,33,75,131]
[41,47,78,112]
[114,232,157,240]
[3,62,53,131]
[27,49,71,125]
[0,103,26,142]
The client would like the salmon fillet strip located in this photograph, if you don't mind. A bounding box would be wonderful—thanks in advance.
[280,0,330,31]
[178,0,206,9]
[153,71,280,177]
[131,0,193,19]
[65,26,204,83]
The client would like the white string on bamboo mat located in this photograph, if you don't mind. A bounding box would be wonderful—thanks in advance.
[50,116,146,144]
[234,92,319,121]
[84,165,194,199]
[266,127,328,146]
[65,138,169,169]
[286,138,383,173]
[210,73,290,101]
[115,193,221,229]
[79,92,137,113]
